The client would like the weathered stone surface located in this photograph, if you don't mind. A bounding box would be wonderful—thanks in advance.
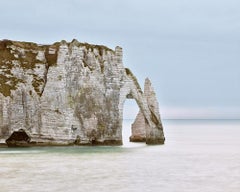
[130,78,165,144]
[130,111,146,142]
[0,39,165,146]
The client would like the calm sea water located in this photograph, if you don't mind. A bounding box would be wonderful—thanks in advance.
[0,119,240,192]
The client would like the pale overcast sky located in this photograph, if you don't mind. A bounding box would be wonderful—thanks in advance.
[1,0,240,119]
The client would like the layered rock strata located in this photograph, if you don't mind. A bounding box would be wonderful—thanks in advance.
[0,39,165,146]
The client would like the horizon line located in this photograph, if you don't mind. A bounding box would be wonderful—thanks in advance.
[123,118,240,121]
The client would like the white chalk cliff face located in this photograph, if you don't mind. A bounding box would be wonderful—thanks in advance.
[130,78,161,143]
[0,39,165,146]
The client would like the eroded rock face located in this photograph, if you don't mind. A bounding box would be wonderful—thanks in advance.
[0,39,165,146]
[130,78,164,144]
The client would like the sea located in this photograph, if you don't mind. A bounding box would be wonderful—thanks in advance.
[0,119,239,192]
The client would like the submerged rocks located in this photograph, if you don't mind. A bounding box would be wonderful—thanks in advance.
[0,39,165,146]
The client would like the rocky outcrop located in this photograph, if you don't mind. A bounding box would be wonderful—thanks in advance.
[0,39,165,146]
[130,78,163,144]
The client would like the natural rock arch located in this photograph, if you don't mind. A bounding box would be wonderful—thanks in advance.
[119,73,165,144]
[0,39,165,146]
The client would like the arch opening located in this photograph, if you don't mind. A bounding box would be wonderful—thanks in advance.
[122,99,140,145]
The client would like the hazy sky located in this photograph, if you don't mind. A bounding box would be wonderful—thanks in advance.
[1,0,240,119]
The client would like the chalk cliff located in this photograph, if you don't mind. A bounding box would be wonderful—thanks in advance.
[0,39,165,146]
[130,78,161,143]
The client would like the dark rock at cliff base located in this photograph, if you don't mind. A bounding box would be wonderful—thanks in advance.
[6,129,31,147]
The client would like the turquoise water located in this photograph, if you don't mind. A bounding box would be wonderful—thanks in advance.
[0,120,240,192]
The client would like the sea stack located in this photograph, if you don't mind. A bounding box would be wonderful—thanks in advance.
[0,39,165,146]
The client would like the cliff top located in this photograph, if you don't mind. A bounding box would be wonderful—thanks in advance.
[0,39,115,97]
[0,39,114,52]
